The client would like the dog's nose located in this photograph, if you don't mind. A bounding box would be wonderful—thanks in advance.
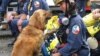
[46,16,51,20]
[46,11,52,16]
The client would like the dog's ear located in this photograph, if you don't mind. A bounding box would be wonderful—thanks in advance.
[29,10,45,30]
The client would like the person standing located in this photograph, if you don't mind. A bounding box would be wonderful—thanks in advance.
[0,0,12,22]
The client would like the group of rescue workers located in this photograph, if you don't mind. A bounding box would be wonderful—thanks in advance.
[0,0,100,56]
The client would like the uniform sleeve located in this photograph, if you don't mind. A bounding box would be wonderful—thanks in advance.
[21,0,29,15]
[58,22,84,56]
[41,0,50,10]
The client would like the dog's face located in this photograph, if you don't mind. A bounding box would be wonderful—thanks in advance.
[29,9,51,30]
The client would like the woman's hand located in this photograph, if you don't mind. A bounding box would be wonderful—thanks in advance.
[52,52,61,56]
[17,19,23,32]
[17,14,27,32]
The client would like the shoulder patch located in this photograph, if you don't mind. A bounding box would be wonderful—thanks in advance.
[72,25,80,34]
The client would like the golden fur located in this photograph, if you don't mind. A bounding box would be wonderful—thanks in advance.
[11,9,51,56]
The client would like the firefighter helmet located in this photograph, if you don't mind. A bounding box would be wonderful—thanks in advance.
[53,0,63,5]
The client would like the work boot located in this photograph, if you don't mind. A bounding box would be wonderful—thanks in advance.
[0,24,8,30]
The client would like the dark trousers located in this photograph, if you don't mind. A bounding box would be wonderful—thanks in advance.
[8,19,28,44]
[0,0,12,21]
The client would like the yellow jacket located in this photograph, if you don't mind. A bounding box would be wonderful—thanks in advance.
[44,15,60,50]
[45,15,60,30]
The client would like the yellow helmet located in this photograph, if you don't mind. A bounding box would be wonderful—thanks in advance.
[53,0,63,5]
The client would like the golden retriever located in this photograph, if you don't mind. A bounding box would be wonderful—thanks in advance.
[11,9,51,56]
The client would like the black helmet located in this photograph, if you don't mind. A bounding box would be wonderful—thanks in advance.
[65,0,76,17]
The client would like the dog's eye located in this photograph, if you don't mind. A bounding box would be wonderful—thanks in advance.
[43,13,46,16]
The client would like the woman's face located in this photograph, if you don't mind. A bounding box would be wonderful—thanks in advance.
[58,2,68,12]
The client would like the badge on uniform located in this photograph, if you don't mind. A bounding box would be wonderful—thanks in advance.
[34,1,40,8]
[72,25,80,34]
